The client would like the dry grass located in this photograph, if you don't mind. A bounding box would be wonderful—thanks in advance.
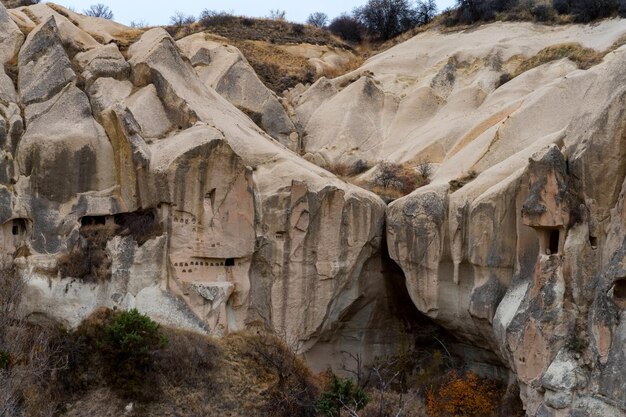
[515,43,604,75]
[503,37,626,83]
[170,16,346,48]
[449,170,478,192]
[234,40,316,92]
[367,162,432,202]
[319,55,365,79]
[163,15,361,92]
[323,160,431,202]
[45,311,321,417]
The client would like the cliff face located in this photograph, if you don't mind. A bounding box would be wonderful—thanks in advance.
[0,3,402,371]
[1,2,625,416]
[290,20,626,417]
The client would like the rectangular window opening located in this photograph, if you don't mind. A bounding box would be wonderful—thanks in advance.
[549,229,560,254]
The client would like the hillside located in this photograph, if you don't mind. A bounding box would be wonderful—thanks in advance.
[0,2,625,417]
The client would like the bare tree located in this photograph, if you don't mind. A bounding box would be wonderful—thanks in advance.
[130,20,149,29]
[329,14,366,42]
[84,3,114,20]
[373,162,403,189]
[170,11,196,27]
[416,0,438,24]
[307,12,329,28]
[354,0,419,40]
[416,162,433,182]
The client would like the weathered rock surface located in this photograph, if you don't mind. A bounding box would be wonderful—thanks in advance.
[0,2,398,373]
[0,2,624,415]
[177,33,299,150]
[376,22,626,417]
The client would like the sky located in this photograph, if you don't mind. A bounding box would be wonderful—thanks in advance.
[56,0,457,26]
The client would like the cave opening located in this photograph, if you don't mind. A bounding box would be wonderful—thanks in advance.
[81,216,106,227]
[225,258,235,267]
[549,229,560,254]
[11,219,27,236]
[614,278,626,300]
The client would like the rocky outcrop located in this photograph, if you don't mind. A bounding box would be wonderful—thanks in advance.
[0,3,399,371]
[176,33,299,150]
[381,23,626,416]
[292,21,626,167]
[0,2,625,415]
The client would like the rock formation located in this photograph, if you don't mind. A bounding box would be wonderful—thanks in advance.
[0,2,625,416]
[0,3,398,372]
[304,19,626,417]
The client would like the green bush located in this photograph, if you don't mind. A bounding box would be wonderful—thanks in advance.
[97,309,168,399]
[317,374,369,417]
[101,309,168,363]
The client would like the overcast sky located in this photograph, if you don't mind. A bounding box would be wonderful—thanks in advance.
[55,0,457,26]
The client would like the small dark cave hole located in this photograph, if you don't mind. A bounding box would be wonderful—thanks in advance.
[225,258,235,267]
[81,216,106,226]
[614,278,626,300]
[549,229,560,254]
[11,219,27,236]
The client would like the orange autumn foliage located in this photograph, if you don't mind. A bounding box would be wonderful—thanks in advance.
[427,371,499,417]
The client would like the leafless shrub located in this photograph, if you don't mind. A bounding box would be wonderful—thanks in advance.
[268,9,287,21]
[236,332,320,416]
[416,162,433,182]
[83,3,113,19]
[350,159,371,176]
[373,162,404,189]
[129,20,149,29]
[114,209,163,246]
[170,11,196,27]
[57,225,113,282]
[0,260,68,417]
[371,161,432,200]
[307,12,329,28]
[198,9,237,27]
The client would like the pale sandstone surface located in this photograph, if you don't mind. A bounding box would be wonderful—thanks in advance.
[0,3,394,372]
[0,2,624,416]
[176,32,299,150]
[383,40,626,417]
[293,20,626,168]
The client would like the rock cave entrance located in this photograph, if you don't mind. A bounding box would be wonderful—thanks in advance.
[225,258,235,267]
[614,278,626,300]
[549,229,560,254]
[80,216,107,227]
[11,218,27,236]
[536,227,562,256]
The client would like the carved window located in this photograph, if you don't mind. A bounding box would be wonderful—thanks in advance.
[81,216,106,226]
[549,229,560,254]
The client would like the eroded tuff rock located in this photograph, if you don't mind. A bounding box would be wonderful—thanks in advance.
[292,21,626,167]
[177,33,299,150]
[0,2,625,415]
[0,3,399,370]
[382,23,626,416]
